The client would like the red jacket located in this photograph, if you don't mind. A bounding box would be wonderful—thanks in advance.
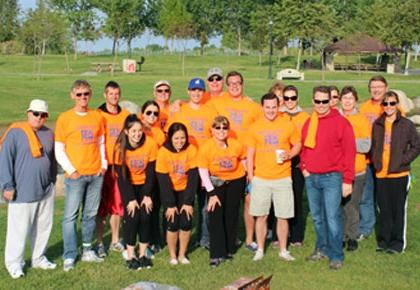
[300,109,356,184]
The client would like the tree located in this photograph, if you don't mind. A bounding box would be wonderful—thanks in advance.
[219,0,254,56]
[119,0,147,57]
[159,0,194,75]
[185,0,221,56]
[362,0,420,73]
[51,0,100,59]
[273,0,337,70]
[0,0,19,42]
[249,5,270,65]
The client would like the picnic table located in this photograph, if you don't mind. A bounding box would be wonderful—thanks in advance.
[91,62,121,73]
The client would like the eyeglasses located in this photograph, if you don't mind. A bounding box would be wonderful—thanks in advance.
[145,111,159,117]
[214,126,229,131]
[382,101,397,107]
[227,81,242,87]
[208,76,223,82]
[75,92,90,97]
[156,89,170,93]
[283,96,298,101]
[313,99,330,105]
[31,111,48,118]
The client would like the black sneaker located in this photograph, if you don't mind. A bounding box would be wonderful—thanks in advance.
[210,258,222,268]
[347,240,358,251]
[376,246,386,252]
[139,256,153,269]
[224,254,234,261]
[126,259,141,270]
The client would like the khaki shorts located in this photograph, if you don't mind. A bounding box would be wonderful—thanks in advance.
[249,176,294,218]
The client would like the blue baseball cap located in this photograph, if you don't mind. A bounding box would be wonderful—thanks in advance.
[188,78,206,91]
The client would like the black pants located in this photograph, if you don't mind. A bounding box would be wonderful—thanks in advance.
[209,176,246,259]
[122,185,151,246]
[376,176,409,252]
[289,157,306,243]
[165,191,193,232]
[149,185,163,246]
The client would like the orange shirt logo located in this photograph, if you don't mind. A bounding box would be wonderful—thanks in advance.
[79,125,96,144]
[189,118,205,133]
[228,109,245,125]
[218,157,234,171]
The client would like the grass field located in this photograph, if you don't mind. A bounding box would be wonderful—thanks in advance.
[0,53,419,125]
[0,54,419,289]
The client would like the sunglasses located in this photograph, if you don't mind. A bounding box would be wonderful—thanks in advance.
[156,89,170,93]
[208,76,223,82]
[31,111,48,118]
[331,95,339,99]
[75,92,90,97]
[145,111,159,117]
[382,101,397,107]
[283,96,298,101]
[214,126,229,131]
[313,99,330,105]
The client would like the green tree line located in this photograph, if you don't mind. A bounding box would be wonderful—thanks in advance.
[1,0,419,66]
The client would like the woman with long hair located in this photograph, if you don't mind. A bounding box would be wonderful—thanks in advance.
[113,114,158,269]
[156,122,199,265]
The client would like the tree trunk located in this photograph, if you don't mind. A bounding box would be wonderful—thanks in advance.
[112,36,118,56]
[127,38,132,58]
[404,49,410,75]
[296,40,302,70]
[41,39,46,55]
[237,27,241,56]
[283,45,288,56]
[320,50,325,82]
[182,45,186,77]
[259,52,262,66]
[200,43,204,56]
[73,35,78,60]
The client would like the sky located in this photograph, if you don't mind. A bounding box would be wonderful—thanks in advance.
[19,0,221,52]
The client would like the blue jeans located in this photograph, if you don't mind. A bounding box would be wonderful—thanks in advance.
[359,164,376,236]
[62,175,103,260]
[305,172,344,262]
[197,188,210,247]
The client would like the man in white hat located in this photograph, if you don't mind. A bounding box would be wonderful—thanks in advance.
[0,99,57,279]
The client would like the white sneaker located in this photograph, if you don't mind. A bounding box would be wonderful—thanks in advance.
[253,249,264,261]
[9,268,24,279]
[122,250,128,261]
[279,250,296,261]
[63,258,75,272]
[81,250,104,263]
[178,257,190,264]
[32,256,57,270]
[169,258,178,265]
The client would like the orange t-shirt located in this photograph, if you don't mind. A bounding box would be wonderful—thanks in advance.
[201,91,229,105]
[344,113,371,174]
[197,138,246,181]
[98,108,130,165]
[360,100,383,126]
[159,105,170,130]
[144,125,166,147]
[155,145,197,191]
[247,116,300,179]
[55,109,105,175]
[208,94,262,144]
[285,111,310,133]
[124,137,158,185]
[376,119,409,178]
[168,103,217,149]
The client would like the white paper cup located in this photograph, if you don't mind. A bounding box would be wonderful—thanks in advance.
[275,149,285,164]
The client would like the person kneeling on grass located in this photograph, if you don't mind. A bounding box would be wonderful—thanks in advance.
[156,123,199,265]
[113,114,158,270]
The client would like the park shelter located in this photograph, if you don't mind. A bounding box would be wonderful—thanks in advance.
[323,34,395,71]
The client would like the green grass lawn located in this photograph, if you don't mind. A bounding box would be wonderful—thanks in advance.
[0,54,419,289]
[0,160,419,289]
[0,54,419,125]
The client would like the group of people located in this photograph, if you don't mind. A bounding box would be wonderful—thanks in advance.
[1,68,419,279]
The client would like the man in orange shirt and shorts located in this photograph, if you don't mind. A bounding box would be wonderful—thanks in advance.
[247,92,301,262]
